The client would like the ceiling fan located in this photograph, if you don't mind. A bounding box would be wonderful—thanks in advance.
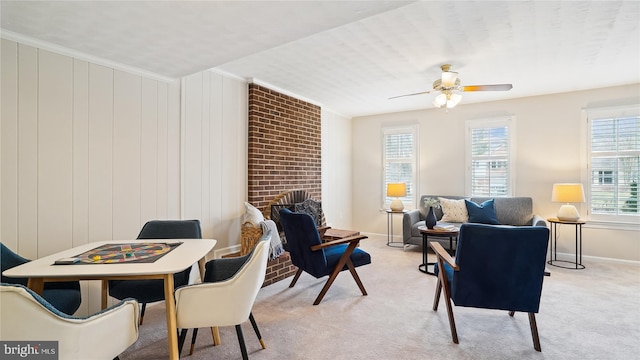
[389,64,513,109]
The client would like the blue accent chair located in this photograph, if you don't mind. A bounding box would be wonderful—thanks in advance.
[108,219,202,324]
[279,209,371,305]
[1,242,81,315]
[431,223,550,351]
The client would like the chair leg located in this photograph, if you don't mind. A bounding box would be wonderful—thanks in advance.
[210,327,221,346]
[249,312,266,349]
[436,257,458,344]
[178,328,188,356]
[346,259,367,296]
[189,328,198,355]
[528,312,542,352]
[313,241,359,305]
[289,268,303,288]
[433,278,442,311]
[236,324,249,360]
[139,303,147,325]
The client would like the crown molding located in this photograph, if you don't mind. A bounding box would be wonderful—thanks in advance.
[1,29,178,83]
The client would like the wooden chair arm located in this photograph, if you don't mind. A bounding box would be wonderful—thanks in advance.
[317,226,331,238]
[310,235,367,251]
[430,242,459,271]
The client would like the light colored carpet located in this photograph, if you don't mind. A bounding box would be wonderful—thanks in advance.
[119,234,640,360]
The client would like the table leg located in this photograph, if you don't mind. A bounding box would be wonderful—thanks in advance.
[101,280,109,309]
[164,274,179,360]
[26,278,44,295]
[419,234,435,275]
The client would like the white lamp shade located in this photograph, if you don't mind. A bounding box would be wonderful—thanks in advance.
[433,94,447,107]
[441,71,459,88]
[447,93,462,108]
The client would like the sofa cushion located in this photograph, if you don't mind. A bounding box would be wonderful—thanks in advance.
[439,197,469,223]
[465,199,500,225]
[471,197,533,225]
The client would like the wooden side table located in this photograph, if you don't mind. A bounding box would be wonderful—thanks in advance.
[418,225,459,275]
[547,217,586,269]
[386,209,407,248]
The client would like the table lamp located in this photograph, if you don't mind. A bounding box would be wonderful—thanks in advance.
[552,183,585,221]
[387,183,407,211]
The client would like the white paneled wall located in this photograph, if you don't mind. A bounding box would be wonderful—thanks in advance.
[181,71,248,253]
[321,109,353,229]
[1,39,181,313]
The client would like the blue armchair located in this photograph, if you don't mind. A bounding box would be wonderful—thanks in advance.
[279,209,371,305]
[1,242,81,315]
[431,223,550,351]
[108,219,202,324]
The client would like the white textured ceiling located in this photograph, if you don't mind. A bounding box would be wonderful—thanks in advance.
[2,1,639,117]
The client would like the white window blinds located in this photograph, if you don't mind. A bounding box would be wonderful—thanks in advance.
[383,126,417,206]
[466,118,514,196]
[589,114,640,217]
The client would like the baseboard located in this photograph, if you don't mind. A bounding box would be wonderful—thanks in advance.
[213,244,241,259]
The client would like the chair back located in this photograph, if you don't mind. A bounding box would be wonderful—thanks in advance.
[279,209,328,278]
[1,283,139,360]
[1,242,29,285]
[175,231,271,328]
[452,223,549,313]
[137,219,202,239]
[1,243,81,315]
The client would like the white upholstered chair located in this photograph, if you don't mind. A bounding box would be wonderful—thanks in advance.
[0,283,139,360]
[175,231,271,359]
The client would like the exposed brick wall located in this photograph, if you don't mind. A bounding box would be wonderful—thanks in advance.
[263,252,297,287]
[248,84,322,210]
[247,84,322,285]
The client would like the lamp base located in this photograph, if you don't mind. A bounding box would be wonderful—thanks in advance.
[390,199,404,212]
[557,204,580,221]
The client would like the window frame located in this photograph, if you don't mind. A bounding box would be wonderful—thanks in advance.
[581,105,640,229]
[382,125,418,209]
[465,116,516,197]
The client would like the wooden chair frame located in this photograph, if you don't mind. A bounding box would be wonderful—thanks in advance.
[289,234,368,305]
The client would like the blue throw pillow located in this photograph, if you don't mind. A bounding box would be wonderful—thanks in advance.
[465,199,500,225]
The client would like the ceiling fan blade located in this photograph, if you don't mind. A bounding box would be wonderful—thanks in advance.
[388,90,433,100]
[462,84,513,92]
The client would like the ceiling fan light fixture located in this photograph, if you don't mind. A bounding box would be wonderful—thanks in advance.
[433,93,447,107]
[441,71,458,88]
[447,93,462,108]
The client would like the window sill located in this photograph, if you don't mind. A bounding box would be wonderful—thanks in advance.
[584,219,640,232]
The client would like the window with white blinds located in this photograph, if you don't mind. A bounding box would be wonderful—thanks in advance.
[466,118,514,196]
[383,126,417,206]
[587,107,640,221]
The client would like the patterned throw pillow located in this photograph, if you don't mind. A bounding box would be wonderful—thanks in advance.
[438,197,469,223]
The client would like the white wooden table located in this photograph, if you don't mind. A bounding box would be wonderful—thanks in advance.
[2,239,217,360]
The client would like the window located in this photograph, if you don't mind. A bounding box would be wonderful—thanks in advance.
[585,106,640,222]
[383,126,417,207]
[466,117,515,196]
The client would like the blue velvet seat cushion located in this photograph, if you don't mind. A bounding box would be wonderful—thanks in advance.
[319,244,371,278]
[465,199,500,225]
